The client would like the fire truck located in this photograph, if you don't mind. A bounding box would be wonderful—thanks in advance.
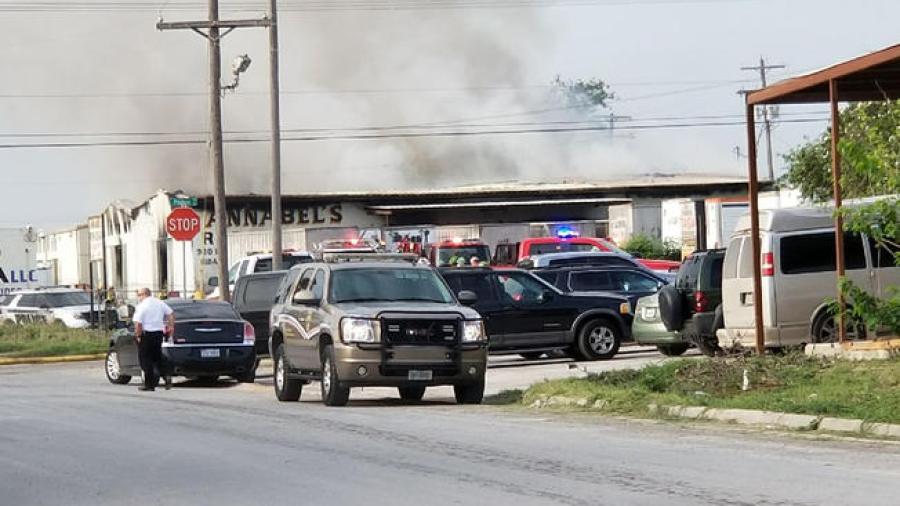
[422,238,492,267]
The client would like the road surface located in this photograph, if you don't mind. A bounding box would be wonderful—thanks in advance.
[1,351,898,506]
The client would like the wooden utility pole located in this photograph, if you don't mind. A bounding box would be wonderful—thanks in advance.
[742,58,785,182]
[157,1,271,301]
[268,0,284,270]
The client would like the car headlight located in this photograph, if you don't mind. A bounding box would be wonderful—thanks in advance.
[341,318,379,344]
[619,302,631,315]
[462,320,486,343]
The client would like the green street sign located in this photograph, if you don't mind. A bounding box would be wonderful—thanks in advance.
[170,196,198,208]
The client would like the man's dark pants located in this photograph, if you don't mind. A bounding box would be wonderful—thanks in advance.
[138,331,165,388]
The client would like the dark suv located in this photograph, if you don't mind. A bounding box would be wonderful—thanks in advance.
[439,268,633,361]
[268,254,488,406]
[658,249,725,356]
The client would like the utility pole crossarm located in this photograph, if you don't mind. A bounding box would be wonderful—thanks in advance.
[156,19,272,31]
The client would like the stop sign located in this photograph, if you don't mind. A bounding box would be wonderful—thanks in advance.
[166,207,201,241]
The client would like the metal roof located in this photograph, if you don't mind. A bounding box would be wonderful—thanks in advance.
[747,44,900,105]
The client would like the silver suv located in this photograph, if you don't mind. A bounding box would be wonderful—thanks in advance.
[268,254,488,406]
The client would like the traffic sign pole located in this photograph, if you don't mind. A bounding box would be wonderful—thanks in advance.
[166,207,202,298]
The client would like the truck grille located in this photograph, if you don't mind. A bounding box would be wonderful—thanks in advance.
[382,318,459,346]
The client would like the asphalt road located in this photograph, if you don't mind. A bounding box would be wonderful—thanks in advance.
[1,351,899,506]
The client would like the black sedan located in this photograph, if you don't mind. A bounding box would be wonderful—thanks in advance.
[104,299,258,386]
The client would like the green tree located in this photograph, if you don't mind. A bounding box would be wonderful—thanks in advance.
[781,100,900,202]
[552,76,613,111]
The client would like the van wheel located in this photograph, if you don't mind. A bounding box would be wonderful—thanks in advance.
[454,381,484,404]
[656,343,690,356]
[398,385,427,402]
[576,318,621,361]
[321,345,350,407]
[811,313,866,343]
[273,345,302,402]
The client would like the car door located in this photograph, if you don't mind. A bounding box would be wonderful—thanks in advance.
[493,271,570,348]
[444,271,505,347]
[283,268,314,366]
[297,269,327,369]
[113,327,141,375]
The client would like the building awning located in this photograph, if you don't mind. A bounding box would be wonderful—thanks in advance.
[366,197,631,213]
[747,44,900,105]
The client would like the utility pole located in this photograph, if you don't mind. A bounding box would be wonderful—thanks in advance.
[742,57,785,182]
[157,1,271,302]
[268,0,283,271]
[606,113,632,138]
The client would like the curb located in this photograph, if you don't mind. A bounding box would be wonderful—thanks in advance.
[0,353,106,366]
[528,395,900,439]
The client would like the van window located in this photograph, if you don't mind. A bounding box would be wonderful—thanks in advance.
[738,238,755,279]
[722,237,742,280]
[780,232,867,275]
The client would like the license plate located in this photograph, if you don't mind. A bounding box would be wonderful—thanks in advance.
[642,307,658,320]
[408,370,433,381]
[200,348,221,358]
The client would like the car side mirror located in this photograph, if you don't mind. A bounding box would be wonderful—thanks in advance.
[538,290,554,303]
[292,290,320,306]
[457,290,478,306]
[208,276,219,287]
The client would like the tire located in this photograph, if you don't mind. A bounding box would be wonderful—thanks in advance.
[454,381,485,405]
[273,345,302,402]
[398,385,427,402]
[811,312,866,344]
[656,343,690,356]
[105,350,132,385]
[519,352,545,361]
[575,318,621,361]
[320,345,350,407]
[658,285,684,332]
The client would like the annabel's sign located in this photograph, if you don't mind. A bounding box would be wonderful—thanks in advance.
[204,203,344,228]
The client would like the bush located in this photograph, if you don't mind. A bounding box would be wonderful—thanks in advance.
[621,234,681,261]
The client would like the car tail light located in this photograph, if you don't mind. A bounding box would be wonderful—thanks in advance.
[243,321,256,345]
[694,291,708,313]
[761,252,774,277]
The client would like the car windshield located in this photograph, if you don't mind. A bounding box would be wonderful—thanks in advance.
[255,255,313,272]
[437,245,491,267]
[330,268,455,304]
[530,242,599,255]
[170,303,239,320]
[44,292,91,307]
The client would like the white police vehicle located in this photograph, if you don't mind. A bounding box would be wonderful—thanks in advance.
[0,288,103,328]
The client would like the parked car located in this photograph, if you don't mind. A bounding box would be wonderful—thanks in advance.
[207,250,313,299]
[494,234,680,273]
[718,207,899,349]
[104,299,257,386]
[631,292,692,356]
[657,249,725,356]
[269,254,488,406]
[532,265,668,308]
[232,270,288,357]
[440,267,633,361]
[0,288,117,328]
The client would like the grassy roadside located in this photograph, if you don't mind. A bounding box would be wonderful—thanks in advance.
[509,353,900,424]
[0,324,108,358]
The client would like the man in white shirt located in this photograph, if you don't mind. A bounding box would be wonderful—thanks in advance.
[132,288,175,391]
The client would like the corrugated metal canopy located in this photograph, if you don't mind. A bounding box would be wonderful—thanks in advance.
[747,44,900,105]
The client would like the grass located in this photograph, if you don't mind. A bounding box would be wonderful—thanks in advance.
[0,324,108,358]
[515,352,900,424]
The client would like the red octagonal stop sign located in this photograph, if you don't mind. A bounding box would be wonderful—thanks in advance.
[166,207,201,241]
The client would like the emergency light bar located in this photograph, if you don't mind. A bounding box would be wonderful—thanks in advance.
[321,253,420,264]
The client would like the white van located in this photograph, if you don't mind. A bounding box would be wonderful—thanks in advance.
[718,206,898,348]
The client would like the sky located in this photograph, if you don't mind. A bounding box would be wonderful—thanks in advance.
[1,0,898,229]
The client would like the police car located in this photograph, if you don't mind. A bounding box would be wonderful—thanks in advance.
[0,288,112,328]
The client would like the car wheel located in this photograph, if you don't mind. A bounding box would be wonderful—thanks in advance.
[576,318,621,361]
[454,381,485,405]
[105,350,132,385]
[811,313,866,344]
[656,343,690,357]
[519,352,545,361]
[398,385,427,402]
[320,345,350,407]
[273,345,302,402]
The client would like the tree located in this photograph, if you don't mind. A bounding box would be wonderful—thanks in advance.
[552,76,614,111]
[781,100,900,202]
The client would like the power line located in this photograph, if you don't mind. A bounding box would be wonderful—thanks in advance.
[0,116,829,149]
